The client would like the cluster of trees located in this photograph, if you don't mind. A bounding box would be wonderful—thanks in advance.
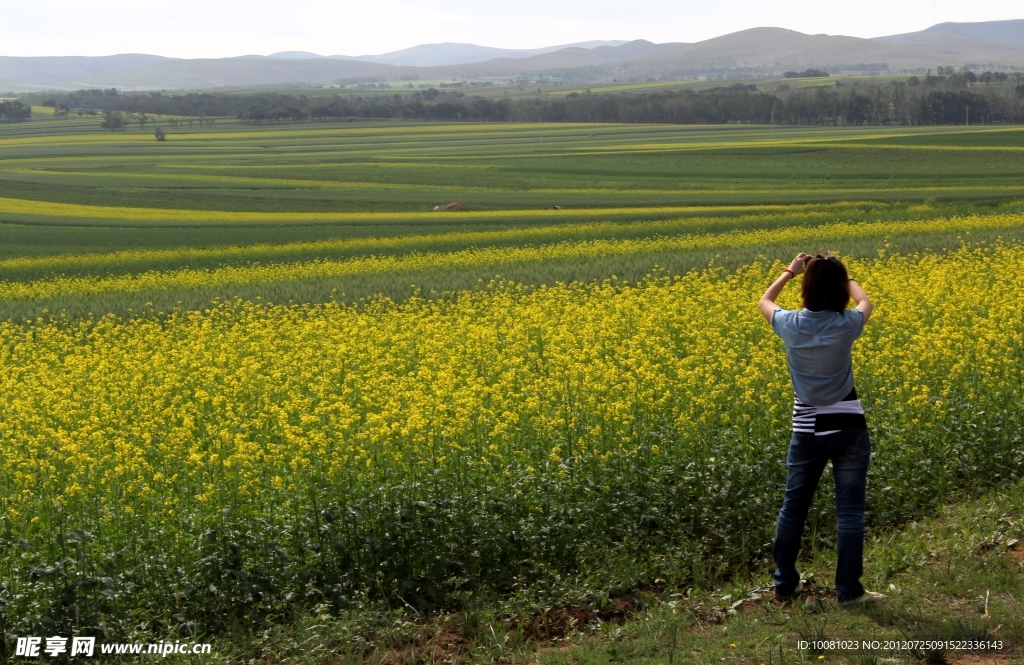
[217,89,509,123]
[95,109,215,132]
[15,73,1024,128]
[0,100,31,122]
[301,94,512,123]
[100,110,125,131]
[772,86,1000,125]
[907,70,1011,88]
[27,88,240,119]
[40,99,72,117]
[784,69,829,78]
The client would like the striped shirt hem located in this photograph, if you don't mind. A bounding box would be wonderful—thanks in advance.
[793,387,866,436]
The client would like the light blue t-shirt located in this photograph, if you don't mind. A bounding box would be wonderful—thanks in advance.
[770,308,866,406]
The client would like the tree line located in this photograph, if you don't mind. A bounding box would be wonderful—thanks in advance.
[16,74,1024,127]
[0,100,31,122]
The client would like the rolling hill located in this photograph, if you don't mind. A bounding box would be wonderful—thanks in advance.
[415,40,676,79]
[2,20,1023,92]
[608,26,1024,79]
[878,19,1024,47]
[70,57,398,90]
[0,54,169,88]
[348,41,631,67]
[264,41,631,66]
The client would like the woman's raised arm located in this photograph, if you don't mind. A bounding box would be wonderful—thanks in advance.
[759,252,811,322]
[848,278,873,323]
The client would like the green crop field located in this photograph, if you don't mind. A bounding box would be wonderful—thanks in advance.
[4,120,1024,235]
[3,119,1024,317]
[1,118,1023,661]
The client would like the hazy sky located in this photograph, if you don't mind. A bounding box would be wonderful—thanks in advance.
[4,0,1022,58]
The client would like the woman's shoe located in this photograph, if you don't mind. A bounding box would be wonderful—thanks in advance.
[773,580,806,602]
[838,590,886,607]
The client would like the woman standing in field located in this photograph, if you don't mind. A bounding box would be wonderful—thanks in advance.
[758,252,885,607]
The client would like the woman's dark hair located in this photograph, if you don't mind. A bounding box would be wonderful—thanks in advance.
[802,255,851,313]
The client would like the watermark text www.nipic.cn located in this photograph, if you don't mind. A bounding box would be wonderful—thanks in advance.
[15,636,213,658]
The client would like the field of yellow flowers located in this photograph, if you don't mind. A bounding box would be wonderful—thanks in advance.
[4,117,1024,653]
[1,238,1022,637]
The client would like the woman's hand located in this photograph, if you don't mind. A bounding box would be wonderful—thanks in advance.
[789,252,812,275]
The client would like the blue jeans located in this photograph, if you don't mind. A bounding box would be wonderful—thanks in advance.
[773,427,871,602]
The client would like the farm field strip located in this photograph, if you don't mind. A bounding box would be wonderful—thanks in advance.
[4,123,1019,154]
[2,169,501,192]
[0,124,711,150]
[3,121,1019,152]
[8,167,1024,197]
[0,122,815,143]
[0,197,812,223]
[5,195,1024,228]
[0,204,975,275]
[3,213,1021,302]
[4,147,1023,188]
[7,137,1021,162]
[4,199,1019,274]
[11,197,963,224]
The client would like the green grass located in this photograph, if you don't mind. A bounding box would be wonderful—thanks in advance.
[203,479,1024,664]
[541,481,1024,665]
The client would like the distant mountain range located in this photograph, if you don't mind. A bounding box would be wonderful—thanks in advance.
[2,20,1022,92]
[265,41,632,66]
[878,19,1024,47]
[603,25,1024,82]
